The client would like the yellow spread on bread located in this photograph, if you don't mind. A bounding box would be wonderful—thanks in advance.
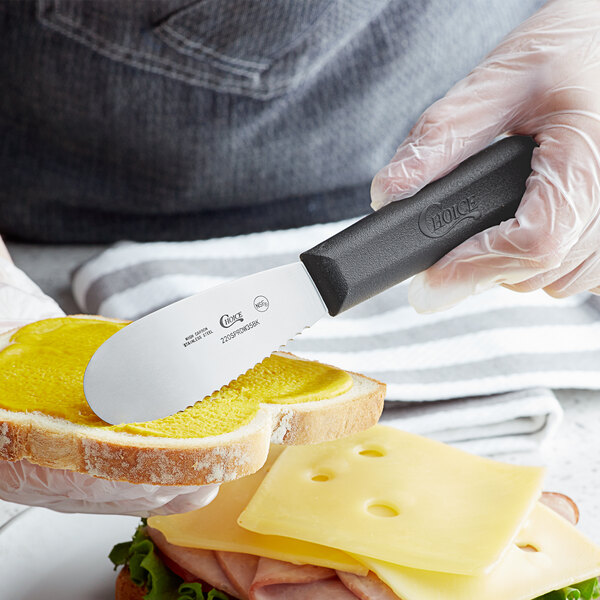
[0,317,352,438]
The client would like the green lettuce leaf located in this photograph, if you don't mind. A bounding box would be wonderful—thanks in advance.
[176,582,231,600]
[177,582,205,600]
[537,578,600,600]
[108,541,132,567]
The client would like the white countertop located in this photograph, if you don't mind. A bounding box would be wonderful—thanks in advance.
[536,389,600,541]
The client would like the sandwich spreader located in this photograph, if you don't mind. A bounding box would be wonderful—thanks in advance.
[84,136,536,424]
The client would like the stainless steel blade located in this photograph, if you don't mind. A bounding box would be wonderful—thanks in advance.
[83,262,327,424]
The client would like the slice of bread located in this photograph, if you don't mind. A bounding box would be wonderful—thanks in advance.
[115,567,146,600]
[0,316,385,485]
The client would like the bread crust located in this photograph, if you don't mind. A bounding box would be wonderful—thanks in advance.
[0,317,386,485]
[268,356,385,445]
[0,407,271,485]
[115,567,146,600]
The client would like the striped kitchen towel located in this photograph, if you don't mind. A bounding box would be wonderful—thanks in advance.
[71,218,600,455]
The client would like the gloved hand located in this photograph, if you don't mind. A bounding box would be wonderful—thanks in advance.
[0,247,218,516]
[0,459,219,517]
[371,0,600,313]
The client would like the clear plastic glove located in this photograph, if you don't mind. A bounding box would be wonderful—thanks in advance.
[371,0,600,313]
[0,248,219,516]
[0,254,64,334]
[0,459,219,517]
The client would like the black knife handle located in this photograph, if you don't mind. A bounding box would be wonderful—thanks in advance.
[300,135,536,316]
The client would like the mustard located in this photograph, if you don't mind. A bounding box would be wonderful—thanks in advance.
[0,317,352,438]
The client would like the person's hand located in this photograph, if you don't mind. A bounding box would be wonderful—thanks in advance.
[370,0,600,313]
[0,252,218,516]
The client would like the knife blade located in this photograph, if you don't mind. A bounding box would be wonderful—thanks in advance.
[83,262,327,423]
[84,135,536,424]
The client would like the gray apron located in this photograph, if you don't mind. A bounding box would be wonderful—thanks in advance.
[0,0,543,242]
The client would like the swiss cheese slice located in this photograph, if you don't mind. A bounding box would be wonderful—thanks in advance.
[238,425,545,575]
[147,446,367,575]
[355,503,600,600]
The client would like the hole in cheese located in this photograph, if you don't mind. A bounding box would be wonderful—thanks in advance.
[358,446,386,458]
[310,467,335,482]
[517,544,539,553]
[367,502,400,518]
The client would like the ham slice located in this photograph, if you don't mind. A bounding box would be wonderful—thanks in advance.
[215,551,260,600]
[249,558,360,600]
[150,528,405,599]
[540,492,580,525]
[252,578,361,599]
[338,571,401,600]
[252,557,335,586]
[158,550,201,583]
[147,527,239,598]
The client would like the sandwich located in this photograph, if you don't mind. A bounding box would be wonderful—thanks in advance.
[110,426,600,600]
[0,315,385,486]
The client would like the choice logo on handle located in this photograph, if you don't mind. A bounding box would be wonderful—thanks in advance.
[419,197,481,238]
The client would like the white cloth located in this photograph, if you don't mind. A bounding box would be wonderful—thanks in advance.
[380,388,562,456]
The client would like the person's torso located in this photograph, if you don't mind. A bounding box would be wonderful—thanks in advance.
[0,0,543,242]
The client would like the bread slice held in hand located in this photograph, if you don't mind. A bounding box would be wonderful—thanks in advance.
[0,316,385,485]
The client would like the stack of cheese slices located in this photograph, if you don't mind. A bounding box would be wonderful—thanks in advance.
[113,425,600,600]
